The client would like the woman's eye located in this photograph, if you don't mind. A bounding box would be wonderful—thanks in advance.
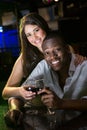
[34,27,39,32]
[26,34,31,37]
[35,28,39,32]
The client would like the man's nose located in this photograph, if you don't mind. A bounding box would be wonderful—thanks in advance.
[50,52,57,59]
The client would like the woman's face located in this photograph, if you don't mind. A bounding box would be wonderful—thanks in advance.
[24,24,46,52]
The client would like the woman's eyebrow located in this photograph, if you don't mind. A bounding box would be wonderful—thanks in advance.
[33,27,38,31]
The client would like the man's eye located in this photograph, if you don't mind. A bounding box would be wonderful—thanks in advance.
[44,52,49,56]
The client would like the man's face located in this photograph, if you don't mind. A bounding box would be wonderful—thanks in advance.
[43,39,67,71]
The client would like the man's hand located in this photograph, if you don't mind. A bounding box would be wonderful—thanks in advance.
[38,88,61,109]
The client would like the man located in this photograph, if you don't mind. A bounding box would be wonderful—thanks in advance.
[23,31,87,129]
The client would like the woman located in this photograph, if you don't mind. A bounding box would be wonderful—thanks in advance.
[2,13,50,100]
[2,13,87,129]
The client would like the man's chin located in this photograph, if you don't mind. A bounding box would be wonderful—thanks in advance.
[51,66,60,71]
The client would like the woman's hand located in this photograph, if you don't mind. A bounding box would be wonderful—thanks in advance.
[74,54,87,66]
[19,85,36,100]
[38,88,61,109]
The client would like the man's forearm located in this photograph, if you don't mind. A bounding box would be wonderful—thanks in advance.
[57,98,87,111]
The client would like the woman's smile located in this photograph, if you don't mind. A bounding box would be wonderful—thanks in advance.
[25,24,46,51]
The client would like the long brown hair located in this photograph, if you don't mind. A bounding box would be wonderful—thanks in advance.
[19,13,50,77]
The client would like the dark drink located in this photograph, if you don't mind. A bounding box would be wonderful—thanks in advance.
[27,87,40,92]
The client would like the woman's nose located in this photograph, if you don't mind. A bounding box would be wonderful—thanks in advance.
[33,34,38,39]
[31,34,37,42]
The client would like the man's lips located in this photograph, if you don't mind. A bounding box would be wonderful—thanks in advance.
[51,60,59,65]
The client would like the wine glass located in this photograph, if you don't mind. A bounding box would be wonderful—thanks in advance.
[36,79,57,130]
[35,78,44,90]
[24,78,36,108]
[24,78,45,108]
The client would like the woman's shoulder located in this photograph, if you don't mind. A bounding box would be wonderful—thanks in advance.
[14,53,23,65]
[6,53,24,86]
[12,53,23,74]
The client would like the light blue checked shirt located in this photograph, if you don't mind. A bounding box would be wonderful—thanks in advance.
[23,53,87,123]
